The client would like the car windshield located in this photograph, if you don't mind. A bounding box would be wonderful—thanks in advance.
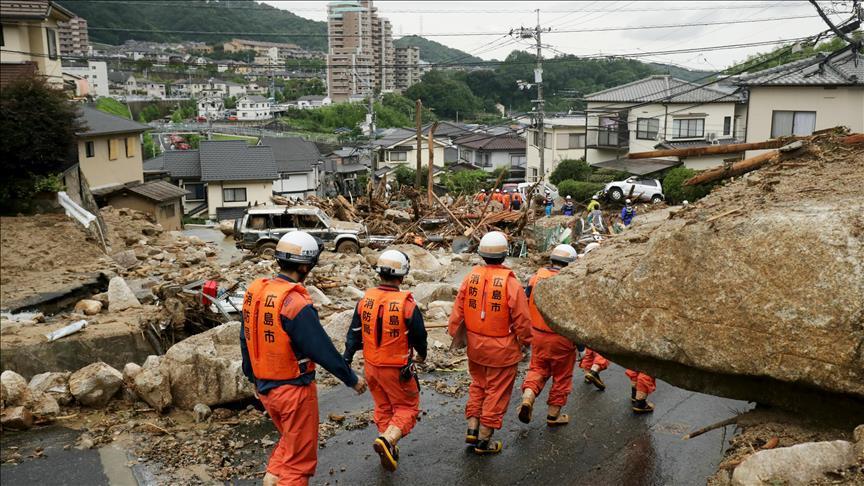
[317,211,332,227]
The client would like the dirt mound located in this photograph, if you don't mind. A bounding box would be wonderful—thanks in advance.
[535,134,864,416]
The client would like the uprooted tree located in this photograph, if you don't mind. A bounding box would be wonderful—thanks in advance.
[0,76,81,214]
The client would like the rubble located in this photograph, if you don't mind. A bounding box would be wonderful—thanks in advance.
[68,362,124,407]
[74,299,103,316]
[107,276,141,311]
[193,403,212,422]
[1,406,33,430]
[28,371,73,405]
[1,370,30,406]
[536,132,864,415]
[133,367,172,412]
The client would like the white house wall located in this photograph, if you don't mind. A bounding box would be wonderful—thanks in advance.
[526,125,587,181]
[272,171,317,196]
[381,144,446,168]
[206,180,273,219]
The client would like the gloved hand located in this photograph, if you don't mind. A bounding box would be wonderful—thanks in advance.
[353,376,367,394]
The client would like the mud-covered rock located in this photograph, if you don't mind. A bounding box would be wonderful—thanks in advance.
[1,406,33,430]
[306,285,332,307]
[26,390,59,418]
[411,283,456,306]
[133,367,172,412]
[74,299,103,316]
[535,143,864,414]
[386,244,442,272]
[159,321,253,410]
[1,370,30,406]
[107,276,141,311]
[69,362,123,407]
[732,440,857,485]
[28,371,73,405]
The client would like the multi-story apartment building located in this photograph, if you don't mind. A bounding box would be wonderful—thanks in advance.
[62,60,108,97]
[326,0,394,102]
[394,46,420,92]
[58,15,88,56]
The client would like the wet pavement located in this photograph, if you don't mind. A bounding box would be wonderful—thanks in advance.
[180,226,244,266]
[1,362,746,486]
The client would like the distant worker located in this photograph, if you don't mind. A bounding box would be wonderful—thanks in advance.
[502,190,512,211]
[241,231,367,486]
[344,250,428,472]
[474,189,487,202]
[510,190,523,211]
[518,244,579,427]
[626,369,656,413]
[448,231,532,454]
[543,191,554,217]
[561,196,576,216]
[586,194,601,213]
[621,199,636,226]
[492,188,503,205]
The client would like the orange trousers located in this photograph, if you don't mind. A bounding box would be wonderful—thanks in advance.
[580,348,609,372]
[521,331,578,406]
[365,363,420,436]
[625,370,657,394]
[258,383,319,486]
[466,360,518,429]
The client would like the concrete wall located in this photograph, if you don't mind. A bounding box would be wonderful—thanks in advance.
[460,148,523,172]
[206,180,273,219]
[77,134,144,189]
[527,125,587,182]
[745,86,864,157]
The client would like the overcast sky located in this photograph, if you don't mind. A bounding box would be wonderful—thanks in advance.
[261,0,852,70]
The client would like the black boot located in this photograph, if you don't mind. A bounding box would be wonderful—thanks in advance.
[585,370,606,391]
[630,387,637,404]
[632,398,655,414]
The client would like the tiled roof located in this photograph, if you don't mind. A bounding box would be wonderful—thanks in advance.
[734,50,864,87]
[454,133,525,151]
[584,75,742,103]
[159,150,202,179]
[76,106,149,137]
[260,136,321,173]
[0,0,72,20]
[127,180,188,202]
[199,140,278,182]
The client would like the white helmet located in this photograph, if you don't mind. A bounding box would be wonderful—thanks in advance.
[376,250,410,278]
[481,189,486,193]
[566,195,572,200]
[478,231,508,259]
[582,242,600,255]
[592,195,598,200]
[549,244,577,265]
[275,231,322,266]
[625,199,632,205]
[495,188,501,193]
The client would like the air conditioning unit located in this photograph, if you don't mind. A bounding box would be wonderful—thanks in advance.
[707,132,717,142]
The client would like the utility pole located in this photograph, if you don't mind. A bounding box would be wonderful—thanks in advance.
[415,99,423,187]
[427,121,438,204]
[512,10,550,182]
[368,92,376,172]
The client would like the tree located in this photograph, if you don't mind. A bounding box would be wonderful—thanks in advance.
[405,70,483,119]
[0,77,81,213]
[394,165,416,187]
[441,170,487,195]
[556,180,604,202]
[143,133,161,159]
[662,167,715,204]
[550,158,591,185]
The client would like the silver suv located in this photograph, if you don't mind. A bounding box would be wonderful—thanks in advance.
[234,206,368,255]
[603,177,664,203]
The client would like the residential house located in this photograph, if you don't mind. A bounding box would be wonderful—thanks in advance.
[260,136,323,197]
[143,140,278,220]
[422,121,473,163]
[225,81,247,98]
[75,106,149,189]
[373,128,449,169]
[124,74,166,98]
[734,50,864,157]
[296,95,332,109]
[454,133,527,179]
[107,70,130,95]
[92,180,187,231]
[322,147,370,197]
[62,60,108,97]
[237,95,272,121]
[245,82,266,95]
[197,96,225,119]
[0,0,73,89]
[525,115,587,182]
[582,75,747,174]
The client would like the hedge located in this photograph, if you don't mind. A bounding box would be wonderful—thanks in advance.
[556,180,605,202]
[662,167,715,204]
[549,159,592,185]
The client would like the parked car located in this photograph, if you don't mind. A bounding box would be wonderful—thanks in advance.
[516,181,559,201]
[234,206,369,255]
[602,177,664,203]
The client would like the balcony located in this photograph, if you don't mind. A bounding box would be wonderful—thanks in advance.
[588,127,629,150]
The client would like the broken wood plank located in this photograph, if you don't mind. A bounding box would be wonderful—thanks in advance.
[431,190,467,230]
[629,137,802,159]
[683,148,786,187]
[705,206,744,223]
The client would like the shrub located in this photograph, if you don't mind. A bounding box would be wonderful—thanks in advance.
[556,180,605,202]
[550,158,592,185]
[441,169,487,195]
[587,168,630,184]
[662,167,715,204]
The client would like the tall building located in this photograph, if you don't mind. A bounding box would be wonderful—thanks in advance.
[327,0,395,102]
[394,46,420,92]
[58,15,89,56]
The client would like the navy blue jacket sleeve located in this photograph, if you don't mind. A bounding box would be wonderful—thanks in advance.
[239,322,256,384]
[343,306,363,364]
[282,305,358,388]
[407,306,428,360]
[525,285,533,299]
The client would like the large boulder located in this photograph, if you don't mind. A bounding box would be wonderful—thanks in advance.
[26,391,60,419]
[68,362,123,407]
[732,440,857,485]
[29,372,73,405]
[1,370,30,406]
[1,406,33,430]
[535,144,864,415]
[411,283,456,306]
[159,321,253,410]
[385,244,441,272]
[107,276,141,311]
[133,367,172,412]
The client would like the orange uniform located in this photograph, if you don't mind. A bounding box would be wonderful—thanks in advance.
[502,193,511,211]
[521,267,579,407]
[625,370,656,394]
[580,348,609,373]
[474,192,487,202]
[448,264,532,429]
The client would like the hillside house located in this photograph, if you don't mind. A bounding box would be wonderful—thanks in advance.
[525,115,587,182]
[373,128,449,169]
[75,106,149,189]
[237,95,272,121]
[0,0,73,89]
[454,133,527,178]
[296,95,332,109]
[197,96,225,119]
[93,180,187,231]
[260,136,323,197]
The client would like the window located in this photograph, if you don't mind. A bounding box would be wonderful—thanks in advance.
[295,214,324,229]
[510,154,526,167]
[85,141,95,158]
[771,110,816,138]
[108,139,119,160]
[160,203,176,218]
[556,132,585,149]
[271,213,294,229]
[389,151,407,162]
[672,118,705,138]
[125,137,137,157]
[636,118,660,140]
[223,187,247,202]
[185,183,205,201]
[545,133,552,147]
[723,116,732,136]
[46,28,58,60]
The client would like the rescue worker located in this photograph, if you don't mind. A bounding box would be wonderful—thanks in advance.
[510,190,523,211]
[241,231,367,486]
[575,240,608,391]
[502,190,512,211]
[448,231,532,454]
[492,188,504,204]
[474,189,487,202]
[561,195,576,216]
[543,191,554,217]
[626,370,656,413]
[621,199,636,226]
[518,244,579,426]
[343,250,428,472]
[586,194,601,213]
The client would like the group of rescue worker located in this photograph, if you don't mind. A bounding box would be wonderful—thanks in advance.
[240,229,655,485]
[474,187,524,211]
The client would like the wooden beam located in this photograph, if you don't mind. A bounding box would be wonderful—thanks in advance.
[683,150,779,186]
[628,138,799,159]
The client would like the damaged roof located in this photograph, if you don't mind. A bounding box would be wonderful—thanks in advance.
[584,75,742,104]
[734,50,864,87]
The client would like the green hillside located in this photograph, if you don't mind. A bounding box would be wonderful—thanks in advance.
[647,63,713,82]
[394,35,483,64]
[59,0,328,51]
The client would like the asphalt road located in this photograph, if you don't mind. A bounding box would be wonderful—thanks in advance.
[1,362,746,486]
